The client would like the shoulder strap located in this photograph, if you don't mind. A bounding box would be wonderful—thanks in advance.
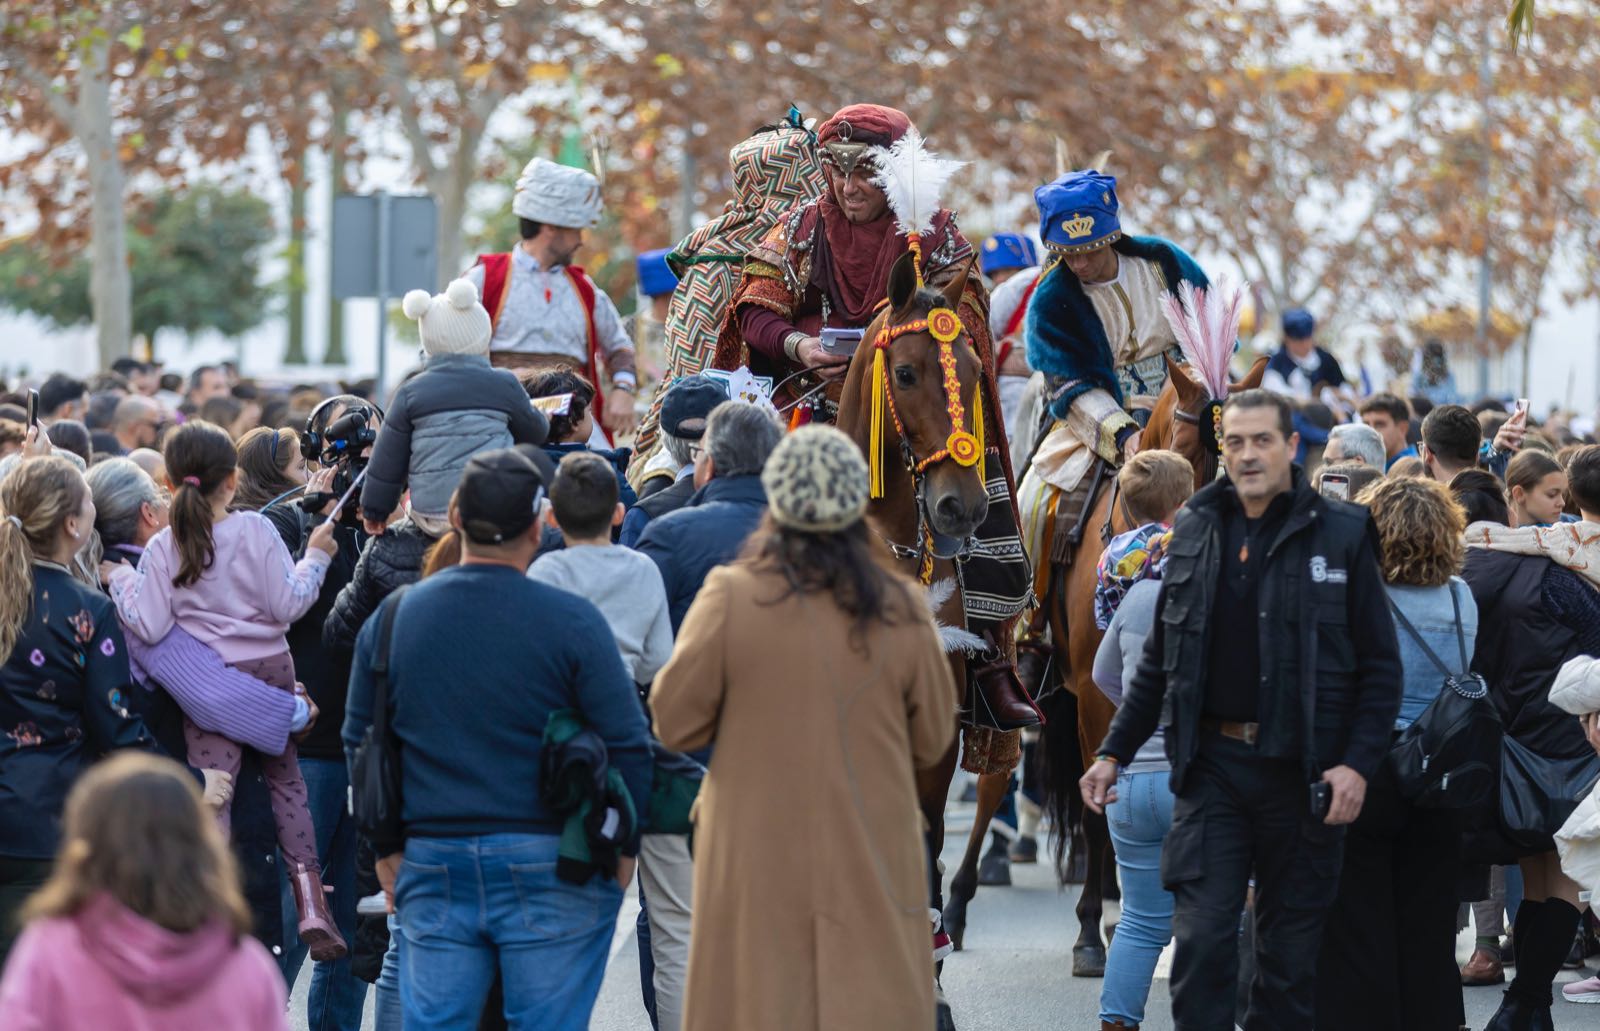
[1447,579,1470,672]
[371,586,410,737]
[1384,590,1460,679]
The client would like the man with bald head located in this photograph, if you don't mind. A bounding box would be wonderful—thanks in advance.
[111,395,163,456]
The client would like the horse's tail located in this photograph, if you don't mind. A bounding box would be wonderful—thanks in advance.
[1037,680,1085,885]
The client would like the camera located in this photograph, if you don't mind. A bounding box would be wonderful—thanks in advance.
[300,403,378,527]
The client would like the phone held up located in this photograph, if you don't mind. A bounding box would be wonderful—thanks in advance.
[25,389,38,427]
[1318,472,1350,502]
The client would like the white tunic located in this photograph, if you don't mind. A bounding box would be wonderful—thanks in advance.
[464,248,634,386]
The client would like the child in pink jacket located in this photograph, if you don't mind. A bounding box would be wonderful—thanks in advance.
[107,420,345,960]
[0,752,288,1031]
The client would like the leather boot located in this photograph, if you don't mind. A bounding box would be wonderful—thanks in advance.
[1487,899,1580,1031]
[968,632,1043,730]
[291,862,348,962]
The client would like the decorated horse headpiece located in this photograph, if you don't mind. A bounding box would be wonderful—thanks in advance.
[1160,276,1248,456]
[864,129,980,498]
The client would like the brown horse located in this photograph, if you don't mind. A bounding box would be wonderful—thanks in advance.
[1035,351,1267,975]
[836,250,1010,1020]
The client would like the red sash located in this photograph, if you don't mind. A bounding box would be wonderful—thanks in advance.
[996,272,1041,371]
[475,253,610,444]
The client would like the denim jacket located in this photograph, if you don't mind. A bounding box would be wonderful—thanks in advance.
[1386,577,1478,730]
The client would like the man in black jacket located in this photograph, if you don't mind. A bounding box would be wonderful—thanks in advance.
[1080,389,1401,1030]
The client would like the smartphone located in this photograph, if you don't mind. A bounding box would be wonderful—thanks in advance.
[324,468,368,525]
[1515,397,1530,417]
[819,327,864,356]
[25,389,38,427]
[1318,472,1350,501]
[1309,781,1332,820]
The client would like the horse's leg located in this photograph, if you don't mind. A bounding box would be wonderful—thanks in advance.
[943,769,1009,952]
[1072,808,1111,977]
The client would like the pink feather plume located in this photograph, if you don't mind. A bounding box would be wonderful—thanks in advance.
[1161,277,1246,401]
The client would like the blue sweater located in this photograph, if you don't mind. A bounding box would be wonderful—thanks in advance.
[341,563,651,848]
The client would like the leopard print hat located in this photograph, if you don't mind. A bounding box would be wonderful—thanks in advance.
[761,425,870,533]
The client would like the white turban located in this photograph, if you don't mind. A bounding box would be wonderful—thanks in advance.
[512,157,602,228]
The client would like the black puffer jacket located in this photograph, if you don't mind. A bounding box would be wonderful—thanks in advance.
[323,519,433,653]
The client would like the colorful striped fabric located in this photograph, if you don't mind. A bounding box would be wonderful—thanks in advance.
[629,120,825,477]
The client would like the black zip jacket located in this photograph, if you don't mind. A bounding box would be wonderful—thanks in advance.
[1099,469,1401,791]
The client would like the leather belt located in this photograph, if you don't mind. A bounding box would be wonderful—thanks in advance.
[1200,717,1260,745]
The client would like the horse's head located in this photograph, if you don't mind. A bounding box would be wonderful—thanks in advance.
[1145,351,1269,489]
[848,250,989,540]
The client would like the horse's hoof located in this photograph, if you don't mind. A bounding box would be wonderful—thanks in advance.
[977,849,1011,887]
[1072,943,1107,978]
[942,896,968,953]
[935,997,958,1031]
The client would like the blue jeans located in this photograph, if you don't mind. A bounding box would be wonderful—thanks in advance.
[373,915,401,1031]
[394,833,622,1031]
[1100,768,1176,1027]
[278,757,366,1031]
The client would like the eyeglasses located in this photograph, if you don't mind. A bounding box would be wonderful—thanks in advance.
[689,443,706,461]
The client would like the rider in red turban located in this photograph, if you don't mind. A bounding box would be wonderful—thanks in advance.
[714,103,985,418]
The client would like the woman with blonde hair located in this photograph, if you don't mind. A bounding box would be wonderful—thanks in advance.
[0,457,227,966]
[1317,475,1476,1030]
[0,752,286,1029]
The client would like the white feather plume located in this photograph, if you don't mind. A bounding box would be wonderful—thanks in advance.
[869,128,965,238]
[1161,275,1247,401]
[924,578,984,654]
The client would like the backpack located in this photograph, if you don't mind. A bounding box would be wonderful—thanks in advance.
[1385,583,1502,810]
[350,587,408,855]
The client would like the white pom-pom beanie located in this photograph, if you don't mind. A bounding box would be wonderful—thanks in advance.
[404,279,492,357]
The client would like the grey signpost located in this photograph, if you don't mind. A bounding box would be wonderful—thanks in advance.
[331,192,438,399]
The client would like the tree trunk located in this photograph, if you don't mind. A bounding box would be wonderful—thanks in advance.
[324,105,347,365]
[432,144,476,287]
[79,39,131,368]
[284,140,309,364]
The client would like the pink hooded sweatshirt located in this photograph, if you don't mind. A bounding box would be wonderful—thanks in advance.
[0,893,287,1031]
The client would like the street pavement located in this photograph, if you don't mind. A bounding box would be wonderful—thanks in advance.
[291,796,1597,1029]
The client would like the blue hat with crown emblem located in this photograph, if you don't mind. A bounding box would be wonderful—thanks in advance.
[1034,170,1121,255]
[980,233,1039,276]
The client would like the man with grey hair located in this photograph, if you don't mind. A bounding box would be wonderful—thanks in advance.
[636,401,783,631]
[621,375,729,548]
[111,395,163,455]
[1322,422,1387,470]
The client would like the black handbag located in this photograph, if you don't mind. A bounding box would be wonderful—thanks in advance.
[1385,585,1501,809]
[350,587,408,855]
[1499,733,1600,853]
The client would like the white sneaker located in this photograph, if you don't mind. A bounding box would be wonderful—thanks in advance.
[1563,975,1600,1003]
[356,891,388,917]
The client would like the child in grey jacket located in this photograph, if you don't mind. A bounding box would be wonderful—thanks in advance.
[360,279,546,535]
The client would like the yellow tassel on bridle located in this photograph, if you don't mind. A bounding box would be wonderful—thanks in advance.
[869,346,888,499]
[972,384,986,484]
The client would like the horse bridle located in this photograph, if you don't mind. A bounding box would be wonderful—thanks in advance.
[869,305,987,582]
[1171,396,1225,484]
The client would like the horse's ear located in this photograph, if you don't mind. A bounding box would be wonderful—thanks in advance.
[888,251,919,316]
[1165,351,1203,408]
[940,259,971,312]
[1231,354,1270,393]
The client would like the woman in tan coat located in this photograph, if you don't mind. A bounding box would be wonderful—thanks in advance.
[652,425,957,1031]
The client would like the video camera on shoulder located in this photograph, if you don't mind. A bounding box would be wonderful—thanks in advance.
[298,400,381,527]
